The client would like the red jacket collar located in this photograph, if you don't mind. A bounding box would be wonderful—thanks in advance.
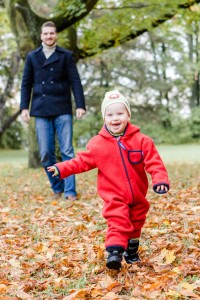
[98,122,140,139]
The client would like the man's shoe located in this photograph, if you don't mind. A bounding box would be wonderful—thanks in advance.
[53,192,63,199]
[124,239,141,264]
[66,195,77,201]
[106,246,124,270]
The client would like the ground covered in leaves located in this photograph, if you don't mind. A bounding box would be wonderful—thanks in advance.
[0,163,199,299]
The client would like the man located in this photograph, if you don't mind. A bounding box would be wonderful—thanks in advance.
[20,21,86,200]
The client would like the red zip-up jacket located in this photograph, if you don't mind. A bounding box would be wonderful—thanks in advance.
[56,123,169,205]
[55,123,169,248]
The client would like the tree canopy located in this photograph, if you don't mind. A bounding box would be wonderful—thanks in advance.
[1,0,200,153]
[4,0,200,58]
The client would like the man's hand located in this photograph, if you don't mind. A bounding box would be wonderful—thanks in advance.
[76,108,86,119]
[21,109,30,123]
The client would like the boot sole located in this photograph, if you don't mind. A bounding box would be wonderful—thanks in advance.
[124,257,141,264]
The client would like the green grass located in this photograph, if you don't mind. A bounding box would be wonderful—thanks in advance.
[157,144,200,163]
[0,143,199,165]
[0,149,28,164]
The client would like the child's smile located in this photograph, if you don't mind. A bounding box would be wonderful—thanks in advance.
[110,122,123,133]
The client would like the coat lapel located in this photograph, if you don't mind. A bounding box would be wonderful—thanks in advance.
[33,47,60,68]
[33,50,46,68]
[42,51,60,67]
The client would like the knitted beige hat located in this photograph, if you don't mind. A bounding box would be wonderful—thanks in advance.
[101,90,131,118]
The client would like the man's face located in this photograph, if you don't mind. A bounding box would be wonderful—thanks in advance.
[41,26,57,46]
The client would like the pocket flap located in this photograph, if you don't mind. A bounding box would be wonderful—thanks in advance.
[128,150,143,164]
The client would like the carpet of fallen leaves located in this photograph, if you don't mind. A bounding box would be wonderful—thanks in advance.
[0,162,199,300]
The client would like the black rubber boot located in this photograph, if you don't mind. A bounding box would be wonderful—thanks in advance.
[123,239,141,264]
[106,246,124,270]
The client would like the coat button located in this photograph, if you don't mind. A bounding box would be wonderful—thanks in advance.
[43,94,45,97]
[50,68,53,71]
[50,81,54,84]
[42,81,45,84]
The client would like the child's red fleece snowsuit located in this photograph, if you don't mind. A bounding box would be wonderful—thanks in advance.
[55,123,169,249]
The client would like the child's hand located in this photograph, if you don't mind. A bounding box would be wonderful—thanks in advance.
[155,184,168,194]
[47,166,58,177]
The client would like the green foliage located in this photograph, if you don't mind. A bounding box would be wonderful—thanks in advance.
[73,104,199,146]
[3,0,200,153]
[189,107,200,138]
[0,7,23,150]
[76,3,200,147]
[0,7,17,78]
[78,0,197,55]
[139,117,193,144]
[73,112,102,147]
[131,105,198,144]
[54,0,87,19]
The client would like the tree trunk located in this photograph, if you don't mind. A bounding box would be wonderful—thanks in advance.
[149,33,162,105]
[188,25,200,108]
[28,118,41,168]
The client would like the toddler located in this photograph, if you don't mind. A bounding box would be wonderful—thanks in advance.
[48,90,169,270]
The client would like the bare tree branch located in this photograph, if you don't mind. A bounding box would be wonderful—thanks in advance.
[0,110,21,135]
[94,4,150,10]
[50,0,99,31]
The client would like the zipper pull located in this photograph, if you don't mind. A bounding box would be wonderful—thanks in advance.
[118,141,126,150]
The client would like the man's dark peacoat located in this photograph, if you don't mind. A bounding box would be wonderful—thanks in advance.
[20,46,85,117]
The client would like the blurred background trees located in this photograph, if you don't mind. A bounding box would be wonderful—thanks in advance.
[0,0,200,162]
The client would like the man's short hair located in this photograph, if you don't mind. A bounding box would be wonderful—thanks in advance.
[41,21,57,32]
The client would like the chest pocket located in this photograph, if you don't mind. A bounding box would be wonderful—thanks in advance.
[128,150,143,164]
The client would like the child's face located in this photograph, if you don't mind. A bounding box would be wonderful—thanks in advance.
[104,102,130,134]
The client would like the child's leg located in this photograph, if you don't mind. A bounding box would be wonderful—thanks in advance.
[103,200,132,269]
[106,246,124,270]
[129,199,150,239]
[102,200,134,249]
[124,200,150,263]
[124,238,140,263]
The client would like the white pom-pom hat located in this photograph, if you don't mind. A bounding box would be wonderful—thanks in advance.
[101,90,131,118]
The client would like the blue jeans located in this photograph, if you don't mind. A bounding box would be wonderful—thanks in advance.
[35,114,76,198]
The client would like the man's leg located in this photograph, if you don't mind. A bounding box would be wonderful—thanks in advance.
[35,117,64,195]
[54,114,76,199]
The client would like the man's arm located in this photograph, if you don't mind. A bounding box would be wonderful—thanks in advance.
[65,52,86,111]
[20,54,34,112]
